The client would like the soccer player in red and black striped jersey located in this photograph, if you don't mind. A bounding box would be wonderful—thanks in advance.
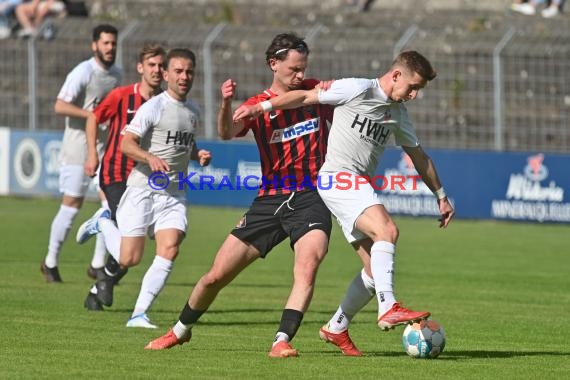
[78,44,166,311]
[146,33,335,357]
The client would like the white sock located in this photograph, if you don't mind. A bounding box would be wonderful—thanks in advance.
[328,269,376,333]
[45,205,79,267]
[89,284,97,295]
[273,332,290,346]
[172,320,192,339]
[131,255,173,317]
[370,241,397,315]
[99,218,121,263]
[101,199,109,210]
[91,233,107,268]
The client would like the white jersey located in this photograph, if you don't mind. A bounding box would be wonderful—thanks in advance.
[57,57,122,165]
[124,91,200,196]
[318,78,419,177]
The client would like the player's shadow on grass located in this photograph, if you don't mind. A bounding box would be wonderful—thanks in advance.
[360,350,570,359]
[436,350,570,360]
[164,282,290,289]
[101,307,283,314]
[338,350,570,358]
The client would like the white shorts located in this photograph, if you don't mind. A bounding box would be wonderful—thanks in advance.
[317,171,382,243]
[117,186,187,237]
[59,164,90,197]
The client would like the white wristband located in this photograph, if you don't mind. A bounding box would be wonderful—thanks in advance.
[260,100,273,113]
[434,187,447,200]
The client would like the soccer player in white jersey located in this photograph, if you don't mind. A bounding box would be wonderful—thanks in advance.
[40,24,122,283]
[81,48,211,328]
[76,44,166,311]
[234,50,455,355]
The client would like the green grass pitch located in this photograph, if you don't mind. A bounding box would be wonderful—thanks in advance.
[0,196,568,379]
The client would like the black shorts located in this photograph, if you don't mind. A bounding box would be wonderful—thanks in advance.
[100,182,126,221]
[231,190,332,258]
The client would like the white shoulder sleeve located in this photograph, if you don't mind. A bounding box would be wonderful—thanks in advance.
[185,99,201,131]
[317,78,373,106]
[394,105,420,147]
[57,61,92,103]
[186,99,202,120]
[124,96,163,137]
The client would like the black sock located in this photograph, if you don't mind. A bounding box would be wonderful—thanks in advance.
[277,309,304,341]
[104,256,120,276]
[179,302,206,325]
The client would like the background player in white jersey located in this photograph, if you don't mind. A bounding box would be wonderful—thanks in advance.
[82,48,211,328]
[234,50,455,355]
[76,44,166,311]
[41,24,121,283]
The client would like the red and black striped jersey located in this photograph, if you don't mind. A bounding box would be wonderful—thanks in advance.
[239,79,334,196]
[95,83,158,186]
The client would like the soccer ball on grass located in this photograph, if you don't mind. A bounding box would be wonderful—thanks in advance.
[402,319,446,359]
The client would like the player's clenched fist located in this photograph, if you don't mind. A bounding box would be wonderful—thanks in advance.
[221,79,237,100]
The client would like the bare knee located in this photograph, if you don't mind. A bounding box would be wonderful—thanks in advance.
[385,221,399,243]
[156,244,179,261]
[369,220,399,243]
[155,230,183,261]
[120,254,141,268]
[293,230,328,279]
[200,270,229,291]
[119,237,145,267]
[294,251,326,286]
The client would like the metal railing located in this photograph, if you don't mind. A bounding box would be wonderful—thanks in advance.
[1,15,568,153]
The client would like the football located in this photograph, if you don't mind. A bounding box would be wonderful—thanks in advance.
[402,319,446,359]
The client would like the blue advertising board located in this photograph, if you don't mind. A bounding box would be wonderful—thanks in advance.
[9,130,99,198]
[365,148,570,223]
[5,129,569,223]
[9,130,63,196]
[183,143,570,223]
[184,140,260,208]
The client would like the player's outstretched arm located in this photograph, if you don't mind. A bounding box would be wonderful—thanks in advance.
[403,145,455,228]
[233,87,320,123]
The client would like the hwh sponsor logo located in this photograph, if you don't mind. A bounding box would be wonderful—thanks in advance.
[350,114,391,145]
[166,130,194,146]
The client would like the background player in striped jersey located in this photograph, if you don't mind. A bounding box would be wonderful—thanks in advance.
[77,44,166,311]
[40,24,121,283]
[78,48,211,328]
[146,33,335,358]
[233,50,455,356]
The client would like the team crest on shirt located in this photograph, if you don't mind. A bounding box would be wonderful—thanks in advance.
[270,117,319,143]
[235,215,247,229]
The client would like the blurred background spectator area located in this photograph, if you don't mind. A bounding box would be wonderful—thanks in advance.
[0,0,568,153]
